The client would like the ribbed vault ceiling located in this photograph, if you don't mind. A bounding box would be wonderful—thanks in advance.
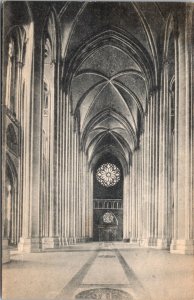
[60,2,167,169]
[70,41,149,169]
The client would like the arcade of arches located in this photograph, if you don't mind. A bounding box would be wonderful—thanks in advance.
[2,1,194,265]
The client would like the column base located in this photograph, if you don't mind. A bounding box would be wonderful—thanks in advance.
[79,237,90,243]
[131,237,138,243]
[42,237,60,250]
[156,238,169,249]
[139,238,148,247]
[81,237,91,243]
[67,237,76,245]
[123,238,130,243]
[68,236,91,244]
[59,237,69,246]
[140,237,156,247]
[148,237,157,247]
[2,239,10,263]
[18,237,41,253]
[59,236,89,245]
[170,239,194,255]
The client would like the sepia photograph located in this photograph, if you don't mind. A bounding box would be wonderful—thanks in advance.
[1,1,194,299]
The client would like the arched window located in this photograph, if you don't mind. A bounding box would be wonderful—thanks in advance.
[5,39,16,113]
[6,123,18,155]
[5,27,26,118]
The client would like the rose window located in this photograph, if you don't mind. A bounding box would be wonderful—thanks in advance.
[103,212,114,224]
[96,163,120,187]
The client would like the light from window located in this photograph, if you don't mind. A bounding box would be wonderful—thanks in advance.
[96,163,120,187]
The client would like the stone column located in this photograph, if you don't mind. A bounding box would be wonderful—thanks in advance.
[62,95,70,245]
[2,184,11,263]
[129,167,132,241]
[141,115,148,244]
[85,162,89,239]
[154,90,159,242]
[130,155,136,242]
[2,82,10,262]
[18,23,42,252]
[123,172,130,241]
[42,62,60,248]
[136,139,143,244]
[149,97,154,245]
[15,61,23,120]
[77,139,82,241]
[170,9,194,254]
[69,115,73,243]
[157,61,170,249]
[48,59,59,248]
[56,82,62,246]
[134,152,138,241]
[144,112,151,246]
[149,95,157,247]
[58,90,64,245]
[74,133,79,241]
[73,131,77,243]
[147,102,151,246]
[137,148,142,243]
[81,152,86,239]
[88,169,93,239]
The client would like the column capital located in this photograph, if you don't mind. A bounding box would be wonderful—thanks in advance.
[170,239,194,254]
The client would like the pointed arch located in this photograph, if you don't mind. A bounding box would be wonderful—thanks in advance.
[81,108,137,150]
[4,26,27,115]
[90,145,129,176]
[163,13,175,62]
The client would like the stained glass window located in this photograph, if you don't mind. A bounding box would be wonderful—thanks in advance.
[103,212,114,224]
[96,163,120,187]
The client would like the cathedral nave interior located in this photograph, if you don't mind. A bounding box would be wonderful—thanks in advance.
[2,2,194,300]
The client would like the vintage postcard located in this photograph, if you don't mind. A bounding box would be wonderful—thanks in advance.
[1,1,194,300]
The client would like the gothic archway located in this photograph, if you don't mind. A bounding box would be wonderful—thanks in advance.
[93,154,123,242]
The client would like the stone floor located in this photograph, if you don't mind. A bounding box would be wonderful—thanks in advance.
[2,242,194,300]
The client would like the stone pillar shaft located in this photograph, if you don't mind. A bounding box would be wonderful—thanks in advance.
[170,10,194,254]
